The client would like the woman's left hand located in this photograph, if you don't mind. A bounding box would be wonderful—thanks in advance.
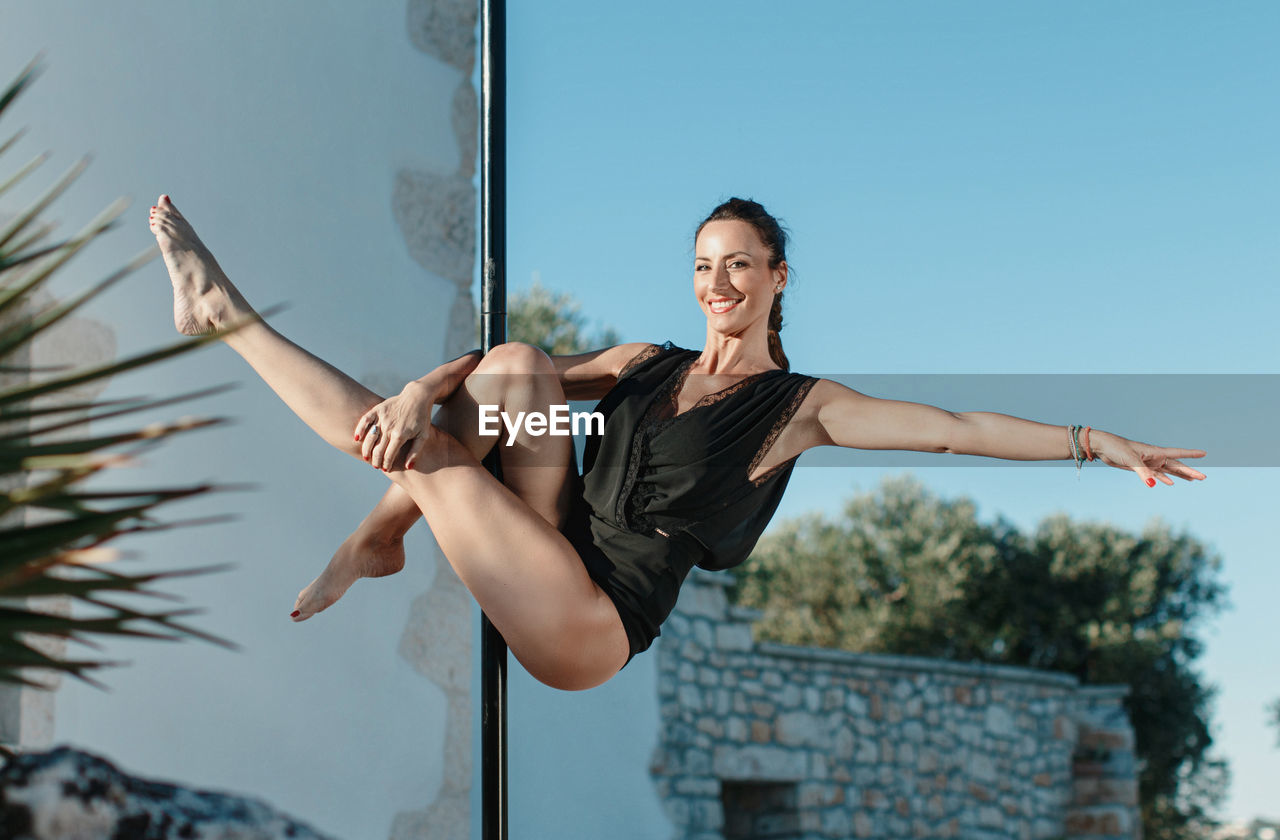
[1092,431,1207,487]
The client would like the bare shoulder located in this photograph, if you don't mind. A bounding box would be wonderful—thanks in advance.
[790,378,879,449]
[554,342,660,400]
[799,377,866,415]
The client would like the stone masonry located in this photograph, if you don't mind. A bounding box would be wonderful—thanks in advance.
[651,570,1140,840]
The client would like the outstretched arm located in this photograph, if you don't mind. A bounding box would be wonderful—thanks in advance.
[807,379,1207,488]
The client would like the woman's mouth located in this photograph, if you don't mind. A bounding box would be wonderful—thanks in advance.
[709,298,741,314]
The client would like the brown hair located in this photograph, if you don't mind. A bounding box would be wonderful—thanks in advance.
[695,197,791,371]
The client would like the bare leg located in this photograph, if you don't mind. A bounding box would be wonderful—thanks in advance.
[291,486,414,621]
[292,343,580,620]
[149,196,627,690]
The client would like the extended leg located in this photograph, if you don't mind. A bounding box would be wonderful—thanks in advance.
[149,196,628,689]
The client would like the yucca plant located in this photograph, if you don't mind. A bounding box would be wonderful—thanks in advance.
[0,59,236,698]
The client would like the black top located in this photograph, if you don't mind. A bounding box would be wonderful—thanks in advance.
[564,342,819,663]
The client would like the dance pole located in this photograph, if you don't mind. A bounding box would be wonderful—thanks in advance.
[479,1,508,838]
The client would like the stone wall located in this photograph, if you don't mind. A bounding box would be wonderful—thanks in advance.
[651,570,1140,840]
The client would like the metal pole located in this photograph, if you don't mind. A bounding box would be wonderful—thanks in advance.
[479,1,508,838]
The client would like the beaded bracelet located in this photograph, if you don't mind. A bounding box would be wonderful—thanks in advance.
[1082,426,1095,462]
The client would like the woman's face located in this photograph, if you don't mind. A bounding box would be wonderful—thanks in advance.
[693,219,786,341]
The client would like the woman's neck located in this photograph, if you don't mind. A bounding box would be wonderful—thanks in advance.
[696,329,777,375]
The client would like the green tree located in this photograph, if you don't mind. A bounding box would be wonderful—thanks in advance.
[730,474,1228,840]
[1,61,232,693]
[503,280,620,355]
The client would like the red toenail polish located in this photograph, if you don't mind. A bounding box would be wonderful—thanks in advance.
[1146,477,1156,487]
[291,610,300,617]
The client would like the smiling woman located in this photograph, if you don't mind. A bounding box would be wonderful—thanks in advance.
[147,192,1206,692]
[695,197,792,372]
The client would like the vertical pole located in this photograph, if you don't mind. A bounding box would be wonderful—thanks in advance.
[479,1,508,839]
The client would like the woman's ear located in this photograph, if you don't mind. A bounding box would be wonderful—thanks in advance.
[773,261,788,292]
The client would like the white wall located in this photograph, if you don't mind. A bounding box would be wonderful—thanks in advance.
[2,4,462,837]
[2,4,677,838]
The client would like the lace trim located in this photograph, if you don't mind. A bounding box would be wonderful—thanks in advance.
[747,376,819,487]
[667,359,785,421]
[617,354,691,530]
[617,343,664,380]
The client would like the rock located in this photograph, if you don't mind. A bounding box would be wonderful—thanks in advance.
[0,746,333,839]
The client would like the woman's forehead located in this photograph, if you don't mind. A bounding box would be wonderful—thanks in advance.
[695,220,762,255]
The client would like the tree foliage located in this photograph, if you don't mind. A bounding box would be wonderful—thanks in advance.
[504,280,620,355]
[730,474,1229,839]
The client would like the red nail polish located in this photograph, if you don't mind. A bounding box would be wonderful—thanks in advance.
[1146,477,1155,487]
[354,434,360,441]
[291,610,300,617]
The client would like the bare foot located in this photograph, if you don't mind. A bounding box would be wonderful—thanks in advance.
[148,195,251,335]
[290,532,406,621]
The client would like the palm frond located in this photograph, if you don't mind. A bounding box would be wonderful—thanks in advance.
[0,198,134,318]
[0,58,240,688]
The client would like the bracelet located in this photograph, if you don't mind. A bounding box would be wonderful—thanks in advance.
[1082,426,1095,462]
[1067,425,1084,479]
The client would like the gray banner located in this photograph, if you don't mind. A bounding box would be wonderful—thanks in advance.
[441,372,1258,468]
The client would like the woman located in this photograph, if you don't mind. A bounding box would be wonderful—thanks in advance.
[148,195,1206,692]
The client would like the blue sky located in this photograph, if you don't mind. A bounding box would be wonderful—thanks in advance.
[497,1,1279,821]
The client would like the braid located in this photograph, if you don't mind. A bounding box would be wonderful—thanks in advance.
[767,291,788,372]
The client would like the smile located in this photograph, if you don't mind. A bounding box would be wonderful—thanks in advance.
[709,298,742,314]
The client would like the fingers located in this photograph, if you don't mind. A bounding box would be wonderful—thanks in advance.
[404,436,430,471]
[1135,460,1205,488]
[375,433,408,472]
[358,417,412,471]
[356,416,373,445]
[364,423,385,464]
[1163,458,1207,481]
[354,410,374,443]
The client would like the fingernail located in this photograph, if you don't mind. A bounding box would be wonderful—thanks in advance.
[1146,477,1156,487]
[291,610,300,618]
[406,460,415,470]
[354,434,361,441]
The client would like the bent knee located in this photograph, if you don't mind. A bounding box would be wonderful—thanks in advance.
[478,341,554,376]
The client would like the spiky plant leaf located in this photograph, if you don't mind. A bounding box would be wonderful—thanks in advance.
[0,59,238,688]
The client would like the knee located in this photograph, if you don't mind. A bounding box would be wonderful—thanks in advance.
[477,342,553,376]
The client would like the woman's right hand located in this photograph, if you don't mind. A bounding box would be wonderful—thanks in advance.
[355,379,440,471]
